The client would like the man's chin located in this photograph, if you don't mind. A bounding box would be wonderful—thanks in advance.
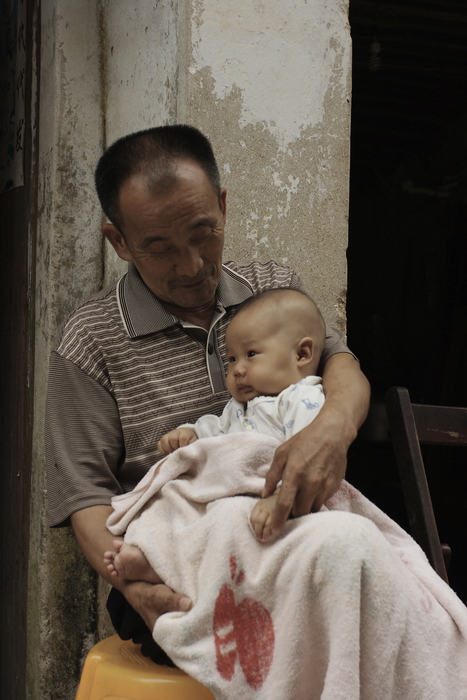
[168,283,217,309]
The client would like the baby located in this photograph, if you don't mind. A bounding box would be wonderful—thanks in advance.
[104,287,326,583]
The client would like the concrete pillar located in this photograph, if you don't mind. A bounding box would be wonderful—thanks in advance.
[31,1,351,697]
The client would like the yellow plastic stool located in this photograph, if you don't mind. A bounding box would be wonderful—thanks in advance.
[75,635,214,700]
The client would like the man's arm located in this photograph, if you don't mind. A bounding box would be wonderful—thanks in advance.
[262,353,370,534]
[47,353,192,629]
[70,505,192,631]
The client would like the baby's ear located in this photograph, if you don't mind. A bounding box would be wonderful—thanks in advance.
[297,337,314,366]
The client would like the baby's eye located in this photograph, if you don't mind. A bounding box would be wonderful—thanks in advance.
[228,356,236,363]
[247,350,257,358]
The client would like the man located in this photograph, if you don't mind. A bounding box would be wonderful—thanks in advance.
[46,125,370,653]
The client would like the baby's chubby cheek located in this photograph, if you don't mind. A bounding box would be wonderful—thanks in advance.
[225,372,235,395]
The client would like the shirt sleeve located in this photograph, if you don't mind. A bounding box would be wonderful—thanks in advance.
[179,414,224,438]
[320,325,357,372]
[45,351,125,527]
[179,398,237,438]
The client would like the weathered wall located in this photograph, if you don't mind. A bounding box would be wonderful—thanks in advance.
[100,0,187,285]
[184,0,351,326]
[29,2,106,698]
[30,1,351,698]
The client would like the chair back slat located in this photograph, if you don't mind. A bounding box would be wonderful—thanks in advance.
[411,404,467,445]
[385,387,450,583]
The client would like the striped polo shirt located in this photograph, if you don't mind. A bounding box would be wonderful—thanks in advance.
[46,260,351,527]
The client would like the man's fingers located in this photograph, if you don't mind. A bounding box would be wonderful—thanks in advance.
[174,593,193,612]
[269,468,331,531]
[262,452,285,497]
[123,581,192,631]
[269,483,296,534]
[289,475,327,517]
[152,584,192,615]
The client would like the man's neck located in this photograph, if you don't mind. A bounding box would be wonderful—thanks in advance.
[162,298,216,331]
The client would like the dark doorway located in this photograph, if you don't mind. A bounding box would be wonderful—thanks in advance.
[347,1,467,603]
[348,0,467,405]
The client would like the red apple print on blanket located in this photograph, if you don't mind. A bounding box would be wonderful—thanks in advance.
[213,555,275,689]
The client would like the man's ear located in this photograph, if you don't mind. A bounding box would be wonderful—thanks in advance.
[102,223,133,262]
[219,187,227,220]
[296,337,314,366]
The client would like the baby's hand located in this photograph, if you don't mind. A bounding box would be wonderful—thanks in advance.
[250,493,279,542]
[157,428,198,454]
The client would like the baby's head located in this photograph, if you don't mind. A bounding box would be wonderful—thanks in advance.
[225,288,325,403]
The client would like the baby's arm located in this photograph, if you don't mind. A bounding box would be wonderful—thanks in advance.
[250,487,281,542]
[157,427,198,454]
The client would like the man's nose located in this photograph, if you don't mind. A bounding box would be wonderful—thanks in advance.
[174,246,204,277]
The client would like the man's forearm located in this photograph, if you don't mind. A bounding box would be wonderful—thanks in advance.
[263,352,370,529]
[320,352,371,442]
[71,505,126,586]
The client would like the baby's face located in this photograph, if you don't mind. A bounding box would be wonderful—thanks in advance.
[225,309,302,403]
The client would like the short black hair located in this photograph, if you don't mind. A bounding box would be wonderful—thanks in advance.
[95,125,221,230]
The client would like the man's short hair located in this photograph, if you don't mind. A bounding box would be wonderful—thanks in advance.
[95,125,221,230]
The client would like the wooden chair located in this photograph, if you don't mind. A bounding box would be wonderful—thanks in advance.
[385,386,467,584]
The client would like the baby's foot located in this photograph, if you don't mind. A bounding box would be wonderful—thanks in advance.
[103,540,162,583]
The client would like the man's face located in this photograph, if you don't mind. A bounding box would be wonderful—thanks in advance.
[103,161,226,309]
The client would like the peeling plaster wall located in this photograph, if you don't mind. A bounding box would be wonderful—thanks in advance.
[31,1,351,697]
[183,0,352,326]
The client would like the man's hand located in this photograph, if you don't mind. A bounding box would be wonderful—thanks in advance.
[157,427,198,454]
[262,353,370,534]
[262,409,349,533]
[120,580,192,632]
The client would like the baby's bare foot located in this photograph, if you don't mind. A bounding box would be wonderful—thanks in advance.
[103,541,123,578]
[103,540,162,583]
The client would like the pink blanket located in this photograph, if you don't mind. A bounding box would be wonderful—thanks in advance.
[107,433,467,700]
